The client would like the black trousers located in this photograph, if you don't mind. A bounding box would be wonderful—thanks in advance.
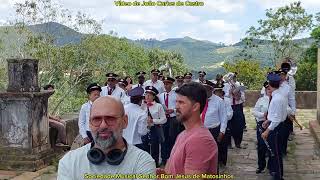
[282,117,293,155]
[208,125,228,166]
[267,123,284,180]
[141,127,161,167]
[256,121,268,170]
[161,116,183,164]
[230,104,245,146]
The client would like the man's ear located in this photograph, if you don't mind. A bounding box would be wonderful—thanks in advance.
[192,102,200,113]
[122,114,128,129]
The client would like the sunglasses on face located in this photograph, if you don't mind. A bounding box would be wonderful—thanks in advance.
[90,116,120,127]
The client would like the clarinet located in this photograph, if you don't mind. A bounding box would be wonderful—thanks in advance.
[257,122,275,157]
[147,107,153,146]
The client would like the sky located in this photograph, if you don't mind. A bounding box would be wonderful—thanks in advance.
[0,0,319,45]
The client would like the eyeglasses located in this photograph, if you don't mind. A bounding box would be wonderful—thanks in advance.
[90,116,120,127]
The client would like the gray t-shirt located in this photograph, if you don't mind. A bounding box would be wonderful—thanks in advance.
[58,144,156,180]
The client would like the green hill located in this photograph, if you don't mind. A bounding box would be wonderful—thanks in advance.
[0,22,314,78]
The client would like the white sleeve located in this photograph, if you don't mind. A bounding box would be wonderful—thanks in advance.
[252,99,265,119]
[219,100,228,134]
[226,102,233,121]
[138,111,149,136]
[78,105,88,139]
[288,86,296,115]
[152,104,167,125]
[267,99,283,131]
[57,153,73,180]
[134,151,156,178]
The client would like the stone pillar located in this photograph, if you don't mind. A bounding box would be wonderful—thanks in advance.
[0,59,55,171]
[318,48,320,124]
[7,59,40,92]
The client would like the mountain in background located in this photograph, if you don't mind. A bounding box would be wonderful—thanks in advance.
[0,22,314,78]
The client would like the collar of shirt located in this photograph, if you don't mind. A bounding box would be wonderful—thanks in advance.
[271,89,281,96]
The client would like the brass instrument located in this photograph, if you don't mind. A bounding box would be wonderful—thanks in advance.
[223,72,245,100]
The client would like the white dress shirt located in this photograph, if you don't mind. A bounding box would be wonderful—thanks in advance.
[100,85,126,102]
[253,96,269,122]
[143,80,165,94]
[158,90,177,117]
[224,97,233,121]
[223,82,245,105]
[122,94,131,105]
[78,101,92,139]
[57,144,156,180]
[267,89,288,131]
[123,103,149,145]
[288,75,296,90]
[141,102,167,125]
[203,94,228,133]
[279,81,296,115]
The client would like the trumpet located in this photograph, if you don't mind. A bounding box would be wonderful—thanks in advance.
[288,115,303,130]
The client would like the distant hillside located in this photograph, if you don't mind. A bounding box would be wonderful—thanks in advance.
[28,22,83,45]
[0,22,314,78]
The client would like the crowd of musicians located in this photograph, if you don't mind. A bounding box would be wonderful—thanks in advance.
[53,57,297,179]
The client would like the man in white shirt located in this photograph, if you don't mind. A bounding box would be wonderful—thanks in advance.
[132,71,147,90]
[144,69,165,94]
[261,73,287,180]
[123,87,149,148]
[58,96,156,180]
[201,80,228,167]
[223,73,246,148]
[158,77,183,167]
[78,83,102,145]
[100,73,126,102]
[213,83,232,167]
[118,78,130,105]
[172,75,184,91]
[252,81,271,174]
[195,71,206,83]
[277,62,296,156]
[183,72,193,84]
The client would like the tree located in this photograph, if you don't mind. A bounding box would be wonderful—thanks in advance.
[295,14,319,90]
[223,60,269,90]
[246,1,313,67]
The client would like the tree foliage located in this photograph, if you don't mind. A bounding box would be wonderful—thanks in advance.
[246,1,313,66]
[222,60,269,90]
[0,0,188,115]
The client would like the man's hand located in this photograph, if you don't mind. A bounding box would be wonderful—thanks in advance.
[262,120,270,129]
[156,168,166,177]
[263,112,267,120]
[261,129,270,141]
[147,117,153,126]
[217,132,224,143]
[83,137,91,145]
[289,114,296,122]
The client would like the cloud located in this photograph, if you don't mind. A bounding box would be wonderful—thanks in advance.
[258,0,320,10]
[206,20,239,32]
[132,29,168,40]
[203,0,246,13]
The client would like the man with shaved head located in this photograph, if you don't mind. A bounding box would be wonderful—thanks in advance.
[58,96,156,180]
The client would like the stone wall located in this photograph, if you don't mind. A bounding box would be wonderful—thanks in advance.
[244,90,317,109]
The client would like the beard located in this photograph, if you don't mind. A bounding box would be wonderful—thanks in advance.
[92,129,120,149]
[176,109,191,123]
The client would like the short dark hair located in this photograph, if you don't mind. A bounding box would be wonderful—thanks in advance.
[130,96,143,105]
[43,84,54,90]
[175,82,207,113]
[269,81,280,89]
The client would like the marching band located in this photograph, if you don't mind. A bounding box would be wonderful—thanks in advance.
[76,58,297,180]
